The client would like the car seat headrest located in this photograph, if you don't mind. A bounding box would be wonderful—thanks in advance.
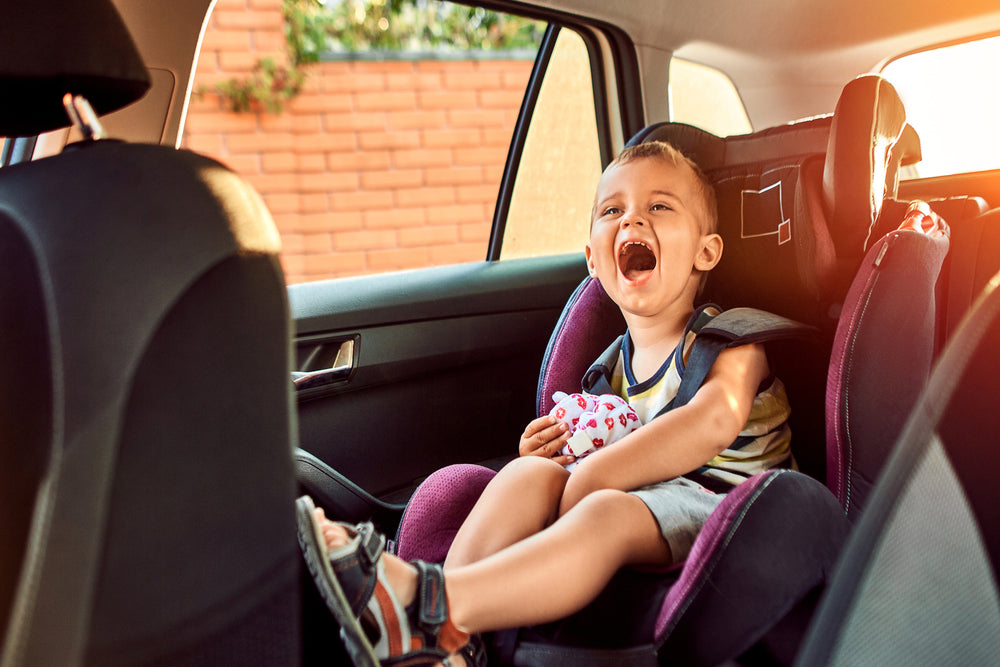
[627,122,728,170]
[628,117,832,170]
[626,118,836,325]
[822,74,907,257]
[0,0,150,137]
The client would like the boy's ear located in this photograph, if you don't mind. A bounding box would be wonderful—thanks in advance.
[694,233,723,271]
[585,244,598,277]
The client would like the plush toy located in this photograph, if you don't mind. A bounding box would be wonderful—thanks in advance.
[550,391,641,471]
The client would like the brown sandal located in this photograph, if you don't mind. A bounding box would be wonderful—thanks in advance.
[296,495,482,666]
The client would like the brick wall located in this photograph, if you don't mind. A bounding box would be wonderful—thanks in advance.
[183,0,534,283]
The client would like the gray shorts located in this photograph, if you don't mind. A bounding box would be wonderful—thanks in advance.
[629,477,726,562]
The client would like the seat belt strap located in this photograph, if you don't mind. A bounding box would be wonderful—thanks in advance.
[581,334,624,396]
[658,307,815,417]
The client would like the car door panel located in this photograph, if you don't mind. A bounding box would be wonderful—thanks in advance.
[289,253,589,504]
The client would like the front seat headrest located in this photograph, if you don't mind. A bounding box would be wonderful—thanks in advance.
[822,74,907,256]
[0,0,151,137]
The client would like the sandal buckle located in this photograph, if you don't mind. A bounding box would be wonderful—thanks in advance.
[355,522,385,568]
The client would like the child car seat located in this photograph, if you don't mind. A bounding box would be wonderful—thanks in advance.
[394,74,942,664]
[797,268,1000,666]
[0,2,300,665]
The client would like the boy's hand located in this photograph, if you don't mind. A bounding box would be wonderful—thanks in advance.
[518,415,574,464]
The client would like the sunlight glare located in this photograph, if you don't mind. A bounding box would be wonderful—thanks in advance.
[883,35,1000,178]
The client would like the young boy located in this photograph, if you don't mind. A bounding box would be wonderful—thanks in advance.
[298,141,792,667]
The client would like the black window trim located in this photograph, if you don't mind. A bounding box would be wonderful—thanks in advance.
[474,1,641,261]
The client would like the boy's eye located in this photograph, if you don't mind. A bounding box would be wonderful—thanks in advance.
[651,203,672,212]
[602,206,621,216]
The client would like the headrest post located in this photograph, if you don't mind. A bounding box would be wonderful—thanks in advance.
[62,94,108,141]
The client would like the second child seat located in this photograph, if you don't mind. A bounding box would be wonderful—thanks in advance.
[393,75,946,664]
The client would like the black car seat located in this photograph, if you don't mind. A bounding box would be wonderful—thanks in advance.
[796,268,1000,665]
[393,75,929,665]
[0,2,300,665]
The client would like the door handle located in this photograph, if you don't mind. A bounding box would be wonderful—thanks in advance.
[292,338,355,390]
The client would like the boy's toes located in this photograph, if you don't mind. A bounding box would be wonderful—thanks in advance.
[314,509,352,548]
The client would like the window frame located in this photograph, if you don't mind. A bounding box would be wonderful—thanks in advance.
[483,5,641,260]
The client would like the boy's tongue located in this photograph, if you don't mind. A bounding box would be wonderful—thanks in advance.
[619,242,657,281]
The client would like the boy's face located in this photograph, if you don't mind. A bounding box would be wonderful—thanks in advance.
[585,156,722,320]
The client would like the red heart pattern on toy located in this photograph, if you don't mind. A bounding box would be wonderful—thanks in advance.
[549,391,642,470]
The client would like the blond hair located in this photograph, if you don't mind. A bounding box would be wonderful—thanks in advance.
[604,141,718,234]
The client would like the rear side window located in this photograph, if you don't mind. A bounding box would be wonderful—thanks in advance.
[882,35,1000,178]
[185,0,549,284]
[500,28,602,260]
[668,58,752,137]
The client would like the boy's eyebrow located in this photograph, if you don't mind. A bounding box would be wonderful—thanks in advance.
[596,189,686,206]
[649,189,685,203]
[597,190,683,202]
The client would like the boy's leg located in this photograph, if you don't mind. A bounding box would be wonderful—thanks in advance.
[444,456,571,570]
[317,487,670,636]
[446,488,670,632]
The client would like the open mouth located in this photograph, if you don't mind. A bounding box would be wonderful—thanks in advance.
[618,241,657,281]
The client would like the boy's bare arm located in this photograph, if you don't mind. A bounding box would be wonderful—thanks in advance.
[558,343,770,515]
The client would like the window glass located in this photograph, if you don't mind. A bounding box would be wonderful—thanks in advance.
[184,0,545,284]
[668,58,752,137]
[882,35,1000,178]
[501,29,602,259]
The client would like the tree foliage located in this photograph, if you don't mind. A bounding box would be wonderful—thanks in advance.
[299,0,543,54]
[207,0,543,113]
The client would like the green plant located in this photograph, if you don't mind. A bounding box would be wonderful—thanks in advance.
[210,57,305,113]
[204,0,543,114]
[314,0,543,53]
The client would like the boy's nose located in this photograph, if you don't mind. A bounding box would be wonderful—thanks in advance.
[620,212,645,228]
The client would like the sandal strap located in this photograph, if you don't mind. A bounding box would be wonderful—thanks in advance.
[328,521,386,617]
[413,561,448,629]
[353,521,386,570]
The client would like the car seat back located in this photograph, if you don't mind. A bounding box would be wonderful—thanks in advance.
[826,203,950,519]
[536,276,624,416]
[797,269,1000,666]
[0,2,300,665]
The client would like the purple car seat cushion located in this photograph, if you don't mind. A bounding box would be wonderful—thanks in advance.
[654,469,849,665]
[395,464,496,563]
[397,467,847,664]
[536,278,624,418]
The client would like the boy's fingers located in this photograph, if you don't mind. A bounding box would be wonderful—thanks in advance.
[519,417,570,456]
[524,414,557,437]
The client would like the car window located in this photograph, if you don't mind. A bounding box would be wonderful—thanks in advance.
[500,28,602,260]
[182,0,605,284]
[668,57,752,137]
[882,34,1000,179]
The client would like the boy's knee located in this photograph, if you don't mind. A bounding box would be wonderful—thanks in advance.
[501,454,569,482]
[571,488,635,518]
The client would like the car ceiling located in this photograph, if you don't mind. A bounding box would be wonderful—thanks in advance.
[101,0,1000,146]
[526,0,1000,128]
